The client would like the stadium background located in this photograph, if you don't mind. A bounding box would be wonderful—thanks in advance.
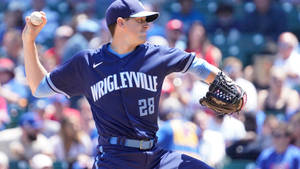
[0,0,299,168]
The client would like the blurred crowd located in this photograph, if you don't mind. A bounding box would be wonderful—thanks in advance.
[0,0,300,169]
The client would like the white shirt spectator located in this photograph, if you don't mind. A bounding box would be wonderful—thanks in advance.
[198,129,226,167]
[236,77,258,113]
[50,133,92,161]
[0,127,52,160]
[207,116,246,146]
[274,49,300,88]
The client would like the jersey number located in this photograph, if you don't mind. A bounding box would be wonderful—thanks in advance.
[138,97,154,116]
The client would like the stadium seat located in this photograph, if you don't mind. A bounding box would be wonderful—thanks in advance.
[9,161,29,169]
[53,161,69,169]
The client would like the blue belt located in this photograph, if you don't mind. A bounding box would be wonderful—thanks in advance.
[108,137,155,150]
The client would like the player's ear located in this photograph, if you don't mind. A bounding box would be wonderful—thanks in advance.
[116,17,126,28]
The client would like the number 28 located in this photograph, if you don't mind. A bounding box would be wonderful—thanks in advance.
[138,97,154,117]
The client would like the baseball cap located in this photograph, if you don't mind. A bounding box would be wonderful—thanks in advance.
[19,112,42,129]
[77,19,100,33]
[166,19,183,31]
[105,0,159,26]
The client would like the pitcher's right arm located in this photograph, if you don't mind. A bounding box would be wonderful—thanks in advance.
[22,11,48,95]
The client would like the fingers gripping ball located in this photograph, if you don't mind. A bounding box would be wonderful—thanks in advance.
[30,11,43,26]
[200,72,247,115]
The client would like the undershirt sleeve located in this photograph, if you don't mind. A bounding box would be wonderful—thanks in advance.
[188,57,219,81]
[33,74,57,98]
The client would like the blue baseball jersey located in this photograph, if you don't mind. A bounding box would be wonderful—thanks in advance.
[256,145,300,169]
[46,43,195,140]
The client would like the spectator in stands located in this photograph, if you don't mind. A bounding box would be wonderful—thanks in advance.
[89,19,112,49]
[290,112,300,148]
[208,3,241,34]
[255,121,300,169]
[227,115,280,161]
[186,21,222,67]
[77,97,94,134]
[0,6,24,45]
[157,110,203,160]
[43,95,80,123]
[23,0,59,46]
[49,115,92,167]
[241,0,287,40]
[0,58,30,124]
[207,114,247,147]
[0,152,8,169]
[159,74,185,117]
[225,113,260,160]
[0,112,52,161]
[0,29,23,65]
[223,57,257,113]
[77,97,97,156]
[28,99,60,138]
[43,25,74,71]
[170,0,206,32]
[62,16,100,63]
[0,29,29,96]
[0,96,8,130]
[95,0,115,18]
[29,153,53,169]
[257,67,300,120]
[160,72,200,120]
[274,32,300,89]
[191,110,225,167]
[256,115,279,149]
[165,19,186,50]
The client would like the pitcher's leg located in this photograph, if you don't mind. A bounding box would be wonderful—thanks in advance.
[157,150,214,169]
[93,146,147,169]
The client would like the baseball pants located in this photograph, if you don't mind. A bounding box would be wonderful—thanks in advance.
[93,145,214,169]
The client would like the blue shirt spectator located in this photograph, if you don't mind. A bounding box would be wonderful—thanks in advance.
[256,145,300,169]
[170,0,206,33]
[256,122,300,169]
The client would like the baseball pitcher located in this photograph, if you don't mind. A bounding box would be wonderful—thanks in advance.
[22,0,246,168]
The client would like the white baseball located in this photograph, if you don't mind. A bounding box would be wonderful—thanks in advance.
[30,11,43,26]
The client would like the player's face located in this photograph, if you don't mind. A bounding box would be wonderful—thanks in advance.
[272,131,290,153]
[124,17,150,45]
[278,41,293,59]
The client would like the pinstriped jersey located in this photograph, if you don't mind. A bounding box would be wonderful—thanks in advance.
[47,43,195,140]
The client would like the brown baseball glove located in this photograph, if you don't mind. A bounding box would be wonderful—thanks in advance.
[199,72,247,115]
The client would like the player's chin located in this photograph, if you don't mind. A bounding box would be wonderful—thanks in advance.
[138,36,147,44]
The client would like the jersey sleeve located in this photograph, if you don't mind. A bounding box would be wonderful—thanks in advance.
[158,46,195,75]
[46,50,91,98]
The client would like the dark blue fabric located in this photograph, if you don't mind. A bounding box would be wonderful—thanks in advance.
[93,146,214,169]
[49,43,194,141]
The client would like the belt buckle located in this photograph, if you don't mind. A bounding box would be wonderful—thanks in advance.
[139,140,152,150]
[139,140,145,150]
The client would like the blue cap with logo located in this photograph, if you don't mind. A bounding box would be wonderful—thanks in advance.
[105,0,159,26]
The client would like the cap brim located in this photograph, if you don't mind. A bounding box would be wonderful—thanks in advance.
[130,11,159,22]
